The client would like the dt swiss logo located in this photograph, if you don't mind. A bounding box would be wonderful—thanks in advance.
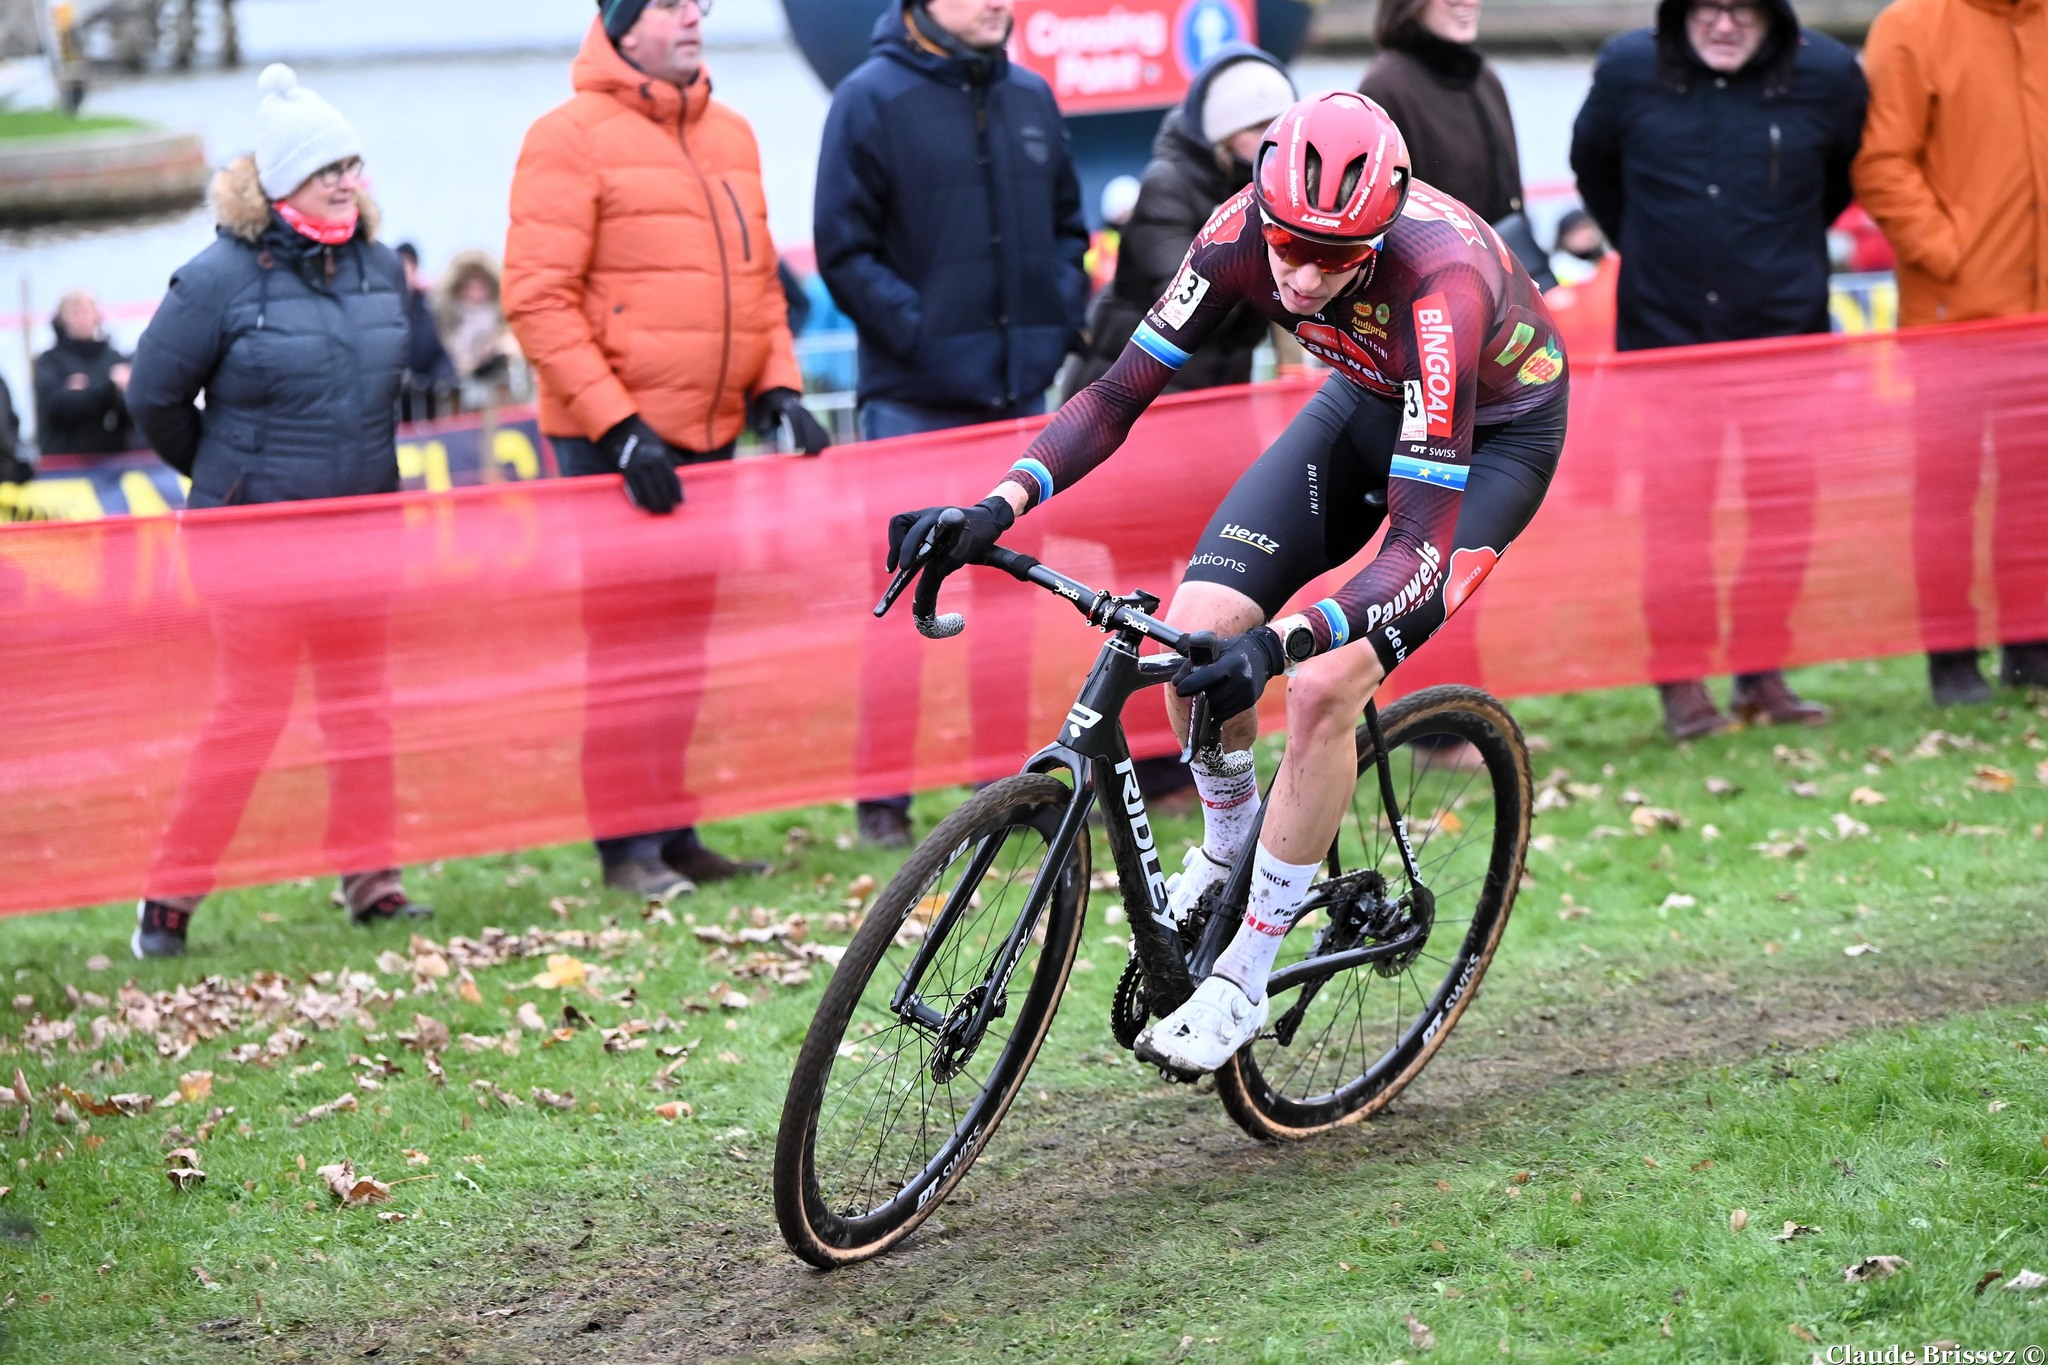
[1413,293,1456,439]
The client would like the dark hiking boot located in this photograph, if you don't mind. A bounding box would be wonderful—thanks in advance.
[132,899,193,959]
[1729,671,1829,727]
[604,857,693,903]
[351,892,434,926]
[1658,681,1737,741]
[856,801,914,849]
[663,829,769,884]
[1928,650,1993,706]
[1998,641,2048,689]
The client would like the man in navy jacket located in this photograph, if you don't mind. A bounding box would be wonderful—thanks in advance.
[818,0,1090,848]
[1569,0,1865,741]
[815,0,1089,440]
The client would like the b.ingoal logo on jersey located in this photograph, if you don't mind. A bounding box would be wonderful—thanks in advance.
[1413,293,1456,439]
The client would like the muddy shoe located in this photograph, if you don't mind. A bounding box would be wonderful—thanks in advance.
[1998,641,2048,689]
[351,892,433,926]
[1928,650,1992,706]
[663,829,768,883]
[856,802,913,849]
[1657,681,1736,741]
[603,857,694,903]
[132,899,194,959]
[1728,671,1829,727]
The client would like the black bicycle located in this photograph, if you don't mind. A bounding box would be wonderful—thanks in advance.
[773,515,1533,1267]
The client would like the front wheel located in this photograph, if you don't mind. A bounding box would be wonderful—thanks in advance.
[1214,685,1531,1141]
[773,774,1088,1267]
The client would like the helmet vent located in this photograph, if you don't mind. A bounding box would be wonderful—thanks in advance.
[1336,156,1367,212]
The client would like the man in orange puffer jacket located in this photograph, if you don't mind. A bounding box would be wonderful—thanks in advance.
[505,0,830,900]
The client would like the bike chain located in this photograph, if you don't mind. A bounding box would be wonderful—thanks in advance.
[1110,954,1148,1049]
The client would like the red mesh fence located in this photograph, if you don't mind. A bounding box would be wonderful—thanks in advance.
[3,316,2045,916]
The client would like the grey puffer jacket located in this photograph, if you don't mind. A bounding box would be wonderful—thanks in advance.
[129,155,408,507]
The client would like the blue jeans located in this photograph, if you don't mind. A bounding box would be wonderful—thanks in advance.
[857,395,1047,443]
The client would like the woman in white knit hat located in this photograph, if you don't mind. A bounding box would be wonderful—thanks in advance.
[126,64,427,958]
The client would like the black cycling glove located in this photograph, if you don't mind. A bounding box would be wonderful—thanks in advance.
[886,496,1015,574]
[599,414,683,515]
[750,387,832,457]
[1174,627,1287,722]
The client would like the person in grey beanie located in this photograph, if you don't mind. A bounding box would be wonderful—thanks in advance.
[126,64,427,959]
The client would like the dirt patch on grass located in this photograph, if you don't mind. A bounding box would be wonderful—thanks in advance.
[296,938,2048,1364]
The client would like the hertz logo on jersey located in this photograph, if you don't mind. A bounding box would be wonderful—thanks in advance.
[1413,293,1457,439]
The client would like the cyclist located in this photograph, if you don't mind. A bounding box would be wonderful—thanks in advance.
[889,92,1569,1075]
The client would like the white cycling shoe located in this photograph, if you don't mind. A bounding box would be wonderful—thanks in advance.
[1164,845,1230,928]
[1135,974,1268,1076]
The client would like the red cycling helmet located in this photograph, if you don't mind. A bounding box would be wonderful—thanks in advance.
[1254,91,1413,271]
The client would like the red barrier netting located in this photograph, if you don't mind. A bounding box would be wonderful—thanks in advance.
[3,317,2045,916]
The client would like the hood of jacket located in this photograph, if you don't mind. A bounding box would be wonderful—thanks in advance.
[431,248,504,337]
[1157,43,1291,176]
[211,153,382,247]
[871,2,1011,85]
[570,16,713,130]
[1654,0,1799,96]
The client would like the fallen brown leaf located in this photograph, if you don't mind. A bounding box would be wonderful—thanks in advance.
[1788,1324,1818,1343]
[1730,1209,1749,1233]
[296,1094,359,1125]
[1405,1314,1437,1352]
[2001,1268,2047,1292]
[653,1100,693,1120]
[176,1072,213,1104]
[1968,766,2017,794]
[1787,781,1820,799]
[1842,1255,1910,1283]
[1631,806,1685,833]
[1703,776,1740,797]
[403,1149,430,1166]
[377,1211,407,1224]
[531,1087,576,1111]
[515,1002,547,1033]
[1849,786,1887,806]
[456,971,483,1005]
[1974,1269,2007,1296]
[165,1147,206,1191]
[1773,1222,1821,1242]
[316,1159,391,1207]
[192,1265,220,1289]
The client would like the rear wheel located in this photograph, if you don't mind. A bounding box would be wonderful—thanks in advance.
[1215,686,1530,1141]
[773,774,1088,1266]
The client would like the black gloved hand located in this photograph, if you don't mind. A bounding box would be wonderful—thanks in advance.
[598,415,683,515]
[751,387,832,456]
[1173,626,1287,722]
[886,496,1015,575]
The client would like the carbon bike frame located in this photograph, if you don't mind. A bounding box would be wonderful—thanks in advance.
[879,542,1434,1043]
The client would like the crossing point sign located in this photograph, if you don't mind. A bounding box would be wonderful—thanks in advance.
[1009,0,1258,115]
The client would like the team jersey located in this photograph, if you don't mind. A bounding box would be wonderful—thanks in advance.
[1003,181,1568,511]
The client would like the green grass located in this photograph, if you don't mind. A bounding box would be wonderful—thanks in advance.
[0,110,148,141]
[0,655,2043,1361]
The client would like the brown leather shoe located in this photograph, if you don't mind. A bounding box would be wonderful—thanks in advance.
[1728,671,1829,727]
[1658,681,1736,741]
[662,829,768,883]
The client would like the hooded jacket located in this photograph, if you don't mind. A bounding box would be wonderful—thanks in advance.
[1359,28,1523,226]
[814,4,1090,415]
[1853,0,2048,326]
[33,320,134,457]
[1569,0,1867,350]
[1062,47,1283,396]
[503,21,800,452]
[127,155,408,505]
[433,249,521,382]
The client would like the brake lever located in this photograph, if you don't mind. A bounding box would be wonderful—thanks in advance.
[873,508,968,640]
[1178,633,1223,765]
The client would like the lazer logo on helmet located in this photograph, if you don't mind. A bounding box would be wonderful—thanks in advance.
[1413,293,1456,439]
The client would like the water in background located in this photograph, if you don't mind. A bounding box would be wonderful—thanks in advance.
[0,18,1592,439]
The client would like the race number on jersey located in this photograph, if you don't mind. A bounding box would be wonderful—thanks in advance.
[1157,262,1211,330]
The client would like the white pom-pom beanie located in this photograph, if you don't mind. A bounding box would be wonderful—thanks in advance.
[253,63,363,200]
[1200,57,1297,147]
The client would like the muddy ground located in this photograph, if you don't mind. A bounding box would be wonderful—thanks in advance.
[274,946,2048,1364]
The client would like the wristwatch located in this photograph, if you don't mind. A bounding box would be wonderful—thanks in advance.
[1272,616,1318,669]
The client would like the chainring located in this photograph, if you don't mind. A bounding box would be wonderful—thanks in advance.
[1111,954,1148,1049]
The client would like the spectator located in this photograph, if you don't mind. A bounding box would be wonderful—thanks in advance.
[816,0,1089,847]
[816,0,1090,441]
[1570,0,1864,739]
[394,242,455,422]
[434,249,524,407]
[1549,206,1608,285]
[505,0,827,900]
[125,63,427,958]
[1060,46,1295,396]
[0,374,26,484]
[33,291,135,456]
[1854,0,2048,702]
[1359,0,1524,229]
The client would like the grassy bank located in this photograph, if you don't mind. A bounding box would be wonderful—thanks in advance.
[0,655,2042,1361]
[0,110,147,141]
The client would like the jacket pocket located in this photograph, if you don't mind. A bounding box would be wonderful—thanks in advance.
[721,180,753,264]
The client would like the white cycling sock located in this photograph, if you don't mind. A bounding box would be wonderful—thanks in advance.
[1211,843,1321,1004]
[1191,748,1260,866]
